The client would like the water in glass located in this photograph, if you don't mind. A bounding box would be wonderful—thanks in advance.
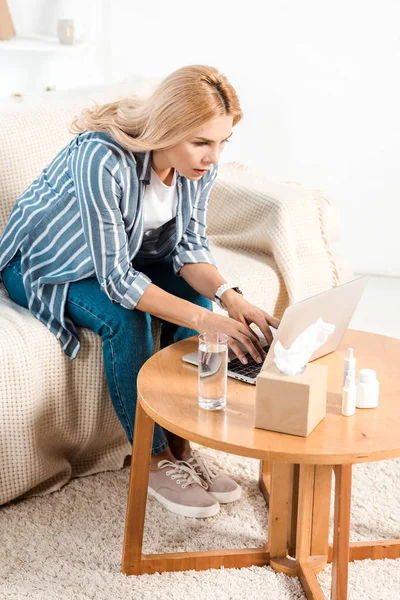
[198,339,227,410]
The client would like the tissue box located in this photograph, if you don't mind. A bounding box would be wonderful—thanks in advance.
[254,362,328,437]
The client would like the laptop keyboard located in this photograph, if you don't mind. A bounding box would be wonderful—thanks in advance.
[228,344,270,379]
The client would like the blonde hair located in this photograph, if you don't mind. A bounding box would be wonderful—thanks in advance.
[69,65,243,152]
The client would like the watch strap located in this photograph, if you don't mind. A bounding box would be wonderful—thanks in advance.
[214,283,243,310]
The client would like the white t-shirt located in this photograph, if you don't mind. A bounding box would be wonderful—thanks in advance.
[143,167,178,231]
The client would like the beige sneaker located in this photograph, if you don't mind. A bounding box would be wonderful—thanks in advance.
[148,459,220,518]
[179,449,242,504]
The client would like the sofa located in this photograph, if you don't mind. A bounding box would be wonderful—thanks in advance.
[0,83,352,506]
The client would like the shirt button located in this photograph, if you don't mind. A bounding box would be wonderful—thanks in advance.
[178,182,182,188]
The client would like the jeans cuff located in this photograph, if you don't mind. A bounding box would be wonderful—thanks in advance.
[151,440,169,456]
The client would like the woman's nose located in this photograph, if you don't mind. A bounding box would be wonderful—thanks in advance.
[206,149,219,164]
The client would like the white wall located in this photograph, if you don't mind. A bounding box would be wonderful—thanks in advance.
[2,0,400,276]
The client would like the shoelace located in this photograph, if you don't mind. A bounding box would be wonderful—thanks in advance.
[157,459,208,490]
[179,450,218,486]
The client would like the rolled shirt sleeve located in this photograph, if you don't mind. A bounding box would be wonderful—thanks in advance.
[70,139,152,309]
[172,163,218,277]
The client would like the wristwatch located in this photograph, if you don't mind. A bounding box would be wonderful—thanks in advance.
[214,283,244,310]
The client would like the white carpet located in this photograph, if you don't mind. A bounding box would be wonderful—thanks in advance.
[1,444,399,600]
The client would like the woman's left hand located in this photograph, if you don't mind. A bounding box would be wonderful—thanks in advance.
[225,295,280,349]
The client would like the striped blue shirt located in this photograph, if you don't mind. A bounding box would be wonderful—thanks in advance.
[0,131,218,359]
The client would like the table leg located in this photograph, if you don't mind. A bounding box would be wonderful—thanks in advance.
[287,464,300,556]
[293,461,399,600]
[268,463,331,579]
[296,464,326,600]
[329,539,400,562]
[311,465,332,559]
[296,464,316,561]
[325,466,400,564]
[268,462,294,574]
[122,401,270,575]
[122,399,154,574]
[331,464,352,600]
[258,460,271,505]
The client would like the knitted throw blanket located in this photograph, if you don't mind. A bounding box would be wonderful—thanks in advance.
[208,162,343,305]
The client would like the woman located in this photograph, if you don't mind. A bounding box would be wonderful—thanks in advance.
[0,65,279,518]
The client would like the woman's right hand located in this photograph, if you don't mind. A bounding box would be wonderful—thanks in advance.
[196,310,267,365]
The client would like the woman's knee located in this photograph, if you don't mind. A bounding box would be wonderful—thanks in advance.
[67,278,152,342]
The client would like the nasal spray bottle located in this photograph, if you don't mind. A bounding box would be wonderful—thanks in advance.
[342,348,356,416]
[343,348,356,387]
[342,372,356,416]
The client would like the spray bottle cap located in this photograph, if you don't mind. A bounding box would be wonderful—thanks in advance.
[345,374,356,388]
[344,348,356,370]
[359,368,376,383]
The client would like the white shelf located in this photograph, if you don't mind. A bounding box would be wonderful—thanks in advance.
[0,34,89,53]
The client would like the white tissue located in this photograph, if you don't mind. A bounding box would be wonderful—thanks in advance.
[273,317,336,376]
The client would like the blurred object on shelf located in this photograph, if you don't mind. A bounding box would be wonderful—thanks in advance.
[57,19,74,46]
[11,92,23,103]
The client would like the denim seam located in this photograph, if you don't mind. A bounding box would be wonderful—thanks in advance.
[152,440,168,455]
[109,337,134,442]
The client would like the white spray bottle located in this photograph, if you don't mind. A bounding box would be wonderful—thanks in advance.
[343,348,356,387]
[342,372,356,416]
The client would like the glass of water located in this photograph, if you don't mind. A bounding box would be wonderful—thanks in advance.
[198,332,228,410]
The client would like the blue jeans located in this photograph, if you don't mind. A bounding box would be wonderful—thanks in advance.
[1,252,213,455]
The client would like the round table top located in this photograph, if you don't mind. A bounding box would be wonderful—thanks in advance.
[137,329,400,464]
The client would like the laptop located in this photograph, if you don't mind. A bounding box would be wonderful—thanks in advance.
[182,275,369,385]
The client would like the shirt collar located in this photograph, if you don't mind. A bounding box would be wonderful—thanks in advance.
[136,151,152,184]
[136,150,183,184]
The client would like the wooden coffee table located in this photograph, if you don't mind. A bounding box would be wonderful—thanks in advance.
[122,329,400,599]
